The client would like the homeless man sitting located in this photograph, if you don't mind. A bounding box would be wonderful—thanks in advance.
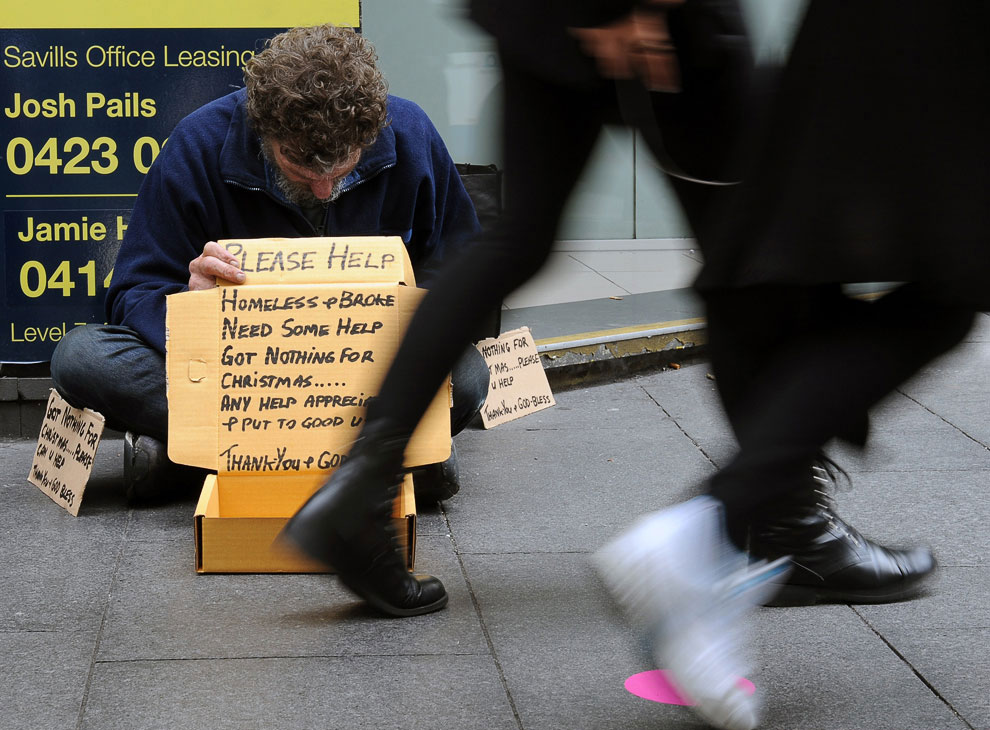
[50,24,489,503]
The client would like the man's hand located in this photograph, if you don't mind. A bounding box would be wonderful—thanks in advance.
[188,241,246,290]
[571,1,685,93]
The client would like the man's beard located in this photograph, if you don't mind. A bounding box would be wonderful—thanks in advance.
[262,142,343,206]
[273,169,344,207]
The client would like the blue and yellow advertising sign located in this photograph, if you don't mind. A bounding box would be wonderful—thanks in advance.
[2,1,360,362]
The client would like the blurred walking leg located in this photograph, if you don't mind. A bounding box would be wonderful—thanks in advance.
[282,56,609,616]
[705,284,974,602]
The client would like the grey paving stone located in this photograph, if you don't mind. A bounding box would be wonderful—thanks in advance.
[1,437,45,480]
[828,416,990,473]
[640,356,990,476]
[1,436,132,525]
[461,552,699,730]
[856,567,990,632]
[0,630,95,730]
[865,388,955,427]
[2,439,58,514]
[0,439,126,633]
[802,570,990,727]
[901,341,990,399]
[0,521,121,632]
[451,417,716,554]
[818,470,990,568]
[750,606,970,730]
[462,553,965,730]
[413,501,450,536]
[126,497,203,543]
[684,438,738,470]
[96,535,486,662]
[896,391,990,448]
[634,365,739,466]
[80,655,517,730]
[634,362,725,424]
[491,376,671,432]
[865,628,990,730]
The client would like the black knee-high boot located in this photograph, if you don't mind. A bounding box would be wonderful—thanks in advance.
[281,410,448,617]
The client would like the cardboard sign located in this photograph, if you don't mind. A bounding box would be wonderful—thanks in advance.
[476,327,556,428]
[166,237,451,475]
[166,237,443,573]
[28,389,105,516]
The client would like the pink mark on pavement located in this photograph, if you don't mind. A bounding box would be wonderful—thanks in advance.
[625,670,755,706]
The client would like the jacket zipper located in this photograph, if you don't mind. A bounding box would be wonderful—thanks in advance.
[224,160,397,234]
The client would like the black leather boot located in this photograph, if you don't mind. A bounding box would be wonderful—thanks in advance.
[750,462,936,606]
[280,420,448,617]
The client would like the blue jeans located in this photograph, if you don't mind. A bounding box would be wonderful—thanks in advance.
[51,323,489,448]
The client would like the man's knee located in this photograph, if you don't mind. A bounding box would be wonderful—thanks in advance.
[50,325,107,406]
[450,346,490,435]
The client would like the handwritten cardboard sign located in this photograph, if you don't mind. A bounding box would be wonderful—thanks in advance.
[166,237,451,475]
[476,327,555,428]
[217,237,417,287]
[212,280,405,474]
[28,389,105,516]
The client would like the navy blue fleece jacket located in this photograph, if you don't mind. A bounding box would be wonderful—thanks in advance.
[106,88,480,353]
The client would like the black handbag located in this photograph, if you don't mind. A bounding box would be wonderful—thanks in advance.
[455,162,503,234]
[455,162,504,339]
[618,0,757,186]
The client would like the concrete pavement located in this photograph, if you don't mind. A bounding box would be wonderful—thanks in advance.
[2,312,989,730]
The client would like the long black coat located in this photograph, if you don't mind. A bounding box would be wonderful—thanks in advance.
[696,1,990,308]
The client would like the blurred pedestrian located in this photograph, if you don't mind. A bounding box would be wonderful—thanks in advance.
[283,2,986,727]
[50,25,487,504]
[601,1,989,727]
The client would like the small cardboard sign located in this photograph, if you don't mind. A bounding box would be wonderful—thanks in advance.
[476,327,555,428]
[28,390,105,516]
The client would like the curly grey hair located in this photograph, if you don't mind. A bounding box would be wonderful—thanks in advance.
[244,24,389,173]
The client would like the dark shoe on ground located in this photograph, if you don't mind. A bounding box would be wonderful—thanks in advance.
[751,463,936,606]
[123,432,169,503]
[123,432,205,504]
[411,442,461,505]
[280,428,448,617]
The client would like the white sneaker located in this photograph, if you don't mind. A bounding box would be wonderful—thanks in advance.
[593,497,790,730]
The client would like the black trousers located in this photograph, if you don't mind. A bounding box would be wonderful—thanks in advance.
[703,282,976,544]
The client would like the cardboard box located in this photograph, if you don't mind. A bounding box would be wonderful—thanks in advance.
[166,237,451,573]
[193,472,416,573]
